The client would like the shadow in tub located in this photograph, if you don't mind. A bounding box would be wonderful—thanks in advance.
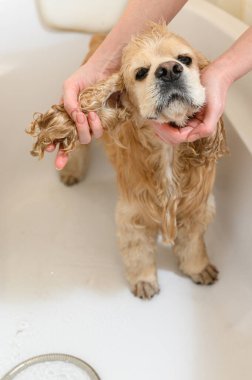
[0,138,182,302]
[0,151,121,300]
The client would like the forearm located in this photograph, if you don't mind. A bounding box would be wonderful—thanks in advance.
[210,26,252,87]
[87,0,188,73]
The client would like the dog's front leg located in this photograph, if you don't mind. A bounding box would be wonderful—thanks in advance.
[116,200,160,299]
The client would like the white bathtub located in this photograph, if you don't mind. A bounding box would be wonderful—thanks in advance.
[0,0,252,379]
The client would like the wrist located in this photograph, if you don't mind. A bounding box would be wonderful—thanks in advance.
[86,43,122,80]
[212,56,235,86]
[205,56,235,95]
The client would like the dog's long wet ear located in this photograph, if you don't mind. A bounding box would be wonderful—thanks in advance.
[26,105,77,159]
[27,73,130,159]
[79,73,131,131]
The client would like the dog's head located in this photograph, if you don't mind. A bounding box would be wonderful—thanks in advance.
[120,23,208,127]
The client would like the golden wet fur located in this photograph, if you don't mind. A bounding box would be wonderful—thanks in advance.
[27,24,227,299]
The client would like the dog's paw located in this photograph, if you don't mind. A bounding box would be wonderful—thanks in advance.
[60,173,80,187]
[132,280,160,300]
[191,264,219,285]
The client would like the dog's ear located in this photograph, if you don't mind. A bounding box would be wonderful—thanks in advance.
[79,73,131,130]
[27,73,130,159]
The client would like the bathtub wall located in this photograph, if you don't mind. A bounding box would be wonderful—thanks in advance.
[207,0,252,24]
[0,0,88,56]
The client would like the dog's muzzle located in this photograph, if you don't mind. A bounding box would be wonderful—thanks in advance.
[154,61,199,117]
[155,61,183,82]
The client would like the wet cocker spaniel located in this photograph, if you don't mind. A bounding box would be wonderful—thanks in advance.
[28,24,227,299]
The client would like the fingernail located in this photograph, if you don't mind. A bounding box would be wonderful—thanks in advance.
[55,160,64,171]
[46,144,55,152]
[55,152,68,170]
[70,108,78,120]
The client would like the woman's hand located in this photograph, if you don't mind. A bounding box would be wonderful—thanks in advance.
[152,61,232,144]
[63,62,105,143]
[46,62,106,170]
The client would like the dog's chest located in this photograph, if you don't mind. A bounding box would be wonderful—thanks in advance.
[160,144,179,244]
[164,144,174,185]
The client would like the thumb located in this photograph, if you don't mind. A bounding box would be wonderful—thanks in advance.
[187,106,220,142]
[63,81,81,119]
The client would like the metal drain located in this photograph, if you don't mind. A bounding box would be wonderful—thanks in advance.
[1,353,101,380]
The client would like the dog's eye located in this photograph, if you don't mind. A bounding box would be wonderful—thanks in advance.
[135,67,149,81]
[177,55,192,66]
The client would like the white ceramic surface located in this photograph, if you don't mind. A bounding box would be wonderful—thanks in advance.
[37,0,128,33]
[0,1,252,379]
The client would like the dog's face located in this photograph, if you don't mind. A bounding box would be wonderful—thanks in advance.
[121,25,207,127]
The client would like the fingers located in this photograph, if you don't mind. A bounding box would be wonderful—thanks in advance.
[187,108,218,142]
[45,145,69,170]
[63,79,103,144]
[45,112,103,171]
[71,110,91,144]
[45,144,69,170]
[63,79,92,143]
[63,79,80,118]
[55,150,69,170]
[88,112,103,138]
[152,111,217,145]
[45,144,56,152]
[54,110,103,168]
[44,68,103,170]
[70,110,103,143]
[152,122,193,145]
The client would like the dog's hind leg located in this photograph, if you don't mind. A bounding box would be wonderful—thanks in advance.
[173,199,219,285]
[60,144,90,186]
[174,230,219,285]
[116,200,160,299]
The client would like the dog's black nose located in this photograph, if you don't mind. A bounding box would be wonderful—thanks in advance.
[155,61,183,82]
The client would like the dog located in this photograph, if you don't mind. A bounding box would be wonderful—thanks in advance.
[28,24,227,299]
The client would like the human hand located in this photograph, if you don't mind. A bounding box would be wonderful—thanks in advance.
[152,61,232,144]
[46,62,105,170]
